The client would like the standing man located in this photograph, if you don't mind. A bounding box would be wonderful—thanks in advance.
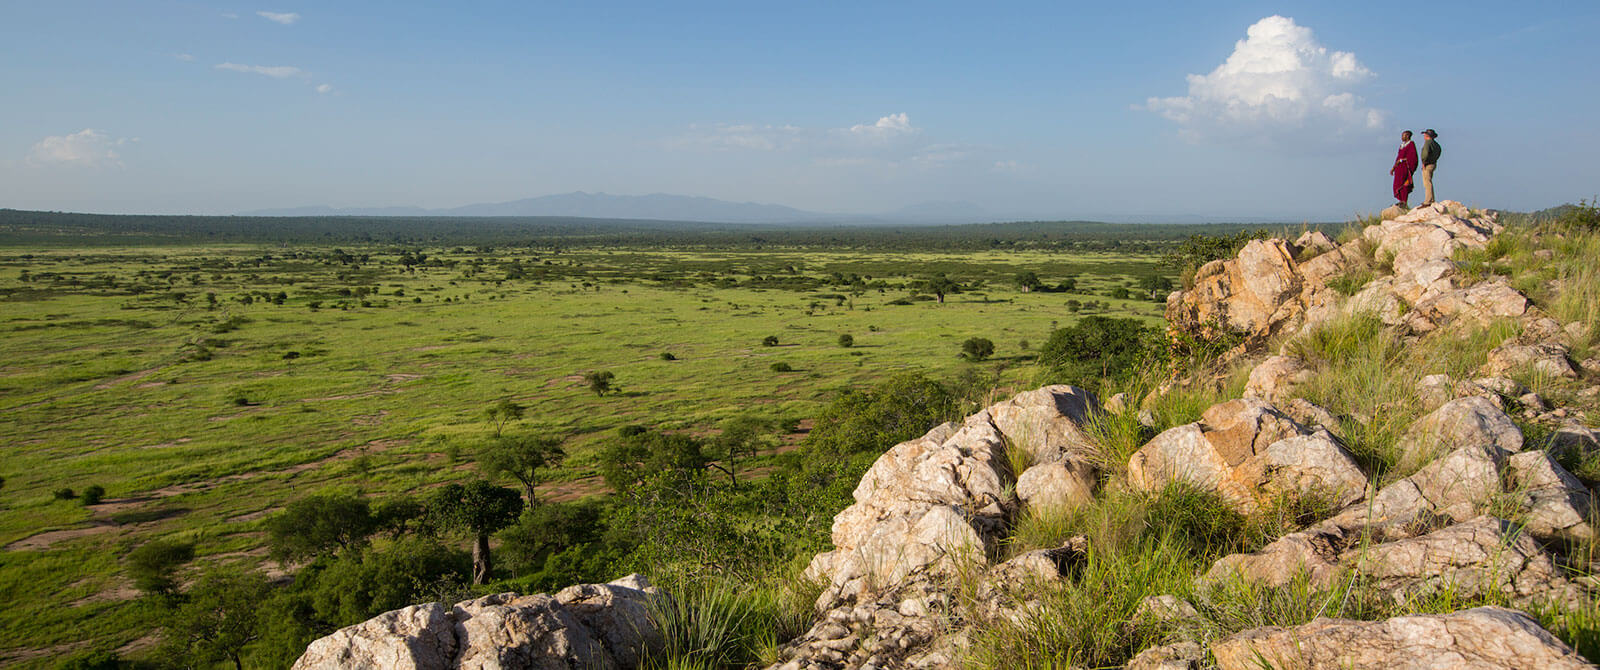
[1390,130,1419,208]
[1418,129,1442,206]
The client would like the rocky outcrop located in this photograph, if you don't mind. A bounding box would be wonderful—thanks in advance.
[1210,607,1593,669]
[1484,341,1580,379]
[1243,355,1314,405]
[293,575,661,670]
[1165,201,1521,347]
[804,386,1101,611]
[1127,399,1366,513]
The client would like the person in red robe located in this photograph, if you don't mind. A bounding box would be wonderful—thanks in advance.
[1390,130,1419,207]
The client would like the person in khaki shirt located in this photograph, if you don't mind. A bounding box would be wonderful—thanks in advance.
[1418,129,1442,206]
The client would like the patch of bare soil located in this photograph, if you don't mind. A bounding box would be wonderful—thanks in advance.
[3,522,117,551]
[93,367,160,390]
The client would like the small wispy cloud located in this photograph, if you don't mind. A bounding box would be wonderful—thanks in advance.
[849,112,916,137]
[222,12,240,19]
[315,83,333,94]
[174,53,195,62]
[215,62,303,79]
[257,11,300,25]
[26,129,137,168]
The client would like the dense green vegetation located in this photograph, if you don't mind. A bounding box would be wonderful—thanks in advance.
[12,206,1593,669]
[0,216,1225,666]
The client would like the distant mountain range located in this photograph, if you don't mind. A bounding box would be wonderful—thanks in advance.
[244,192,933,224]
[241,191,1313,225]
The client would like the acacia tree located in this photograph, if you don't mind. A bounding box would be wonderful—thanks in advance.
[483,398,525,437]
[478,434,566,504]
[430,480,524,584]
[961,337,995,361]
[584,370,615,396]
[923,274,959,303]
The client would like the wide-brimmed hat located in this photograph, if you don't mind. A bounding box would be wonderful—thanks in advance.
[1423,129,1437,137]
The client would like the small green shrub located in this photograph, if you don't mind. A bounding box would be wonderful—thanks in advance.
[761,335,779,347]
[837,334,853,348]
[81,484,105,506]
[769,362,793,373]
[659,352,677,361]
[52,487,76,501]
[960,337,994,361]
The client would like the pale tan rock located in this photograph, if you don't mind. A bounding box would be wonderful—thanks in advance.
[1103,392,1130,415]
[1551,421,1600,456]
[1128,640,1203,670]
[1416,374,1457,410]
[1484,341,1579,379]
[1355,516,1578,604]
[984,385,1102,464]
[1507,451,1595,544]
[1243,355,1315,404]
[293,602,457,670]
[294,576,666,670]
[1210,606,1591,670]
[1134,594,1200,623]
[1396,396,1523,469]
[1283,398,1343,437]
[1204,523,1351,588]
[1234,431,1368,508]
[1294,230,1337,258]
[1129,423,1242,505]
[1200,399,1308,467]
[1015,460,1095,514]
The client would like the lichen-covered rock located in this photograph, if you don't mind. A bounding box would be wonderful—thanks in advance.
[984,385,1102,464]
[295,602,458,670]
[1210,607,1592,670]
[1128,640,1204,670]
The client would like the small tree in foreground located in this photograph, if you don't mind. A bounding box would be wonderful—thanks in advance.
[837,333,854,347]
[265,490,376,563]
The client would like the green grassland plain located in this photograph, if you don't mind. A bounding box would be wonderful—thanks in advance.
[0,242,1168,661]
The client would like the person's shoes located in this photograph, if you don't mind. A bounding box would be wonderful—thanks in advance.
[1420,200,1434,206]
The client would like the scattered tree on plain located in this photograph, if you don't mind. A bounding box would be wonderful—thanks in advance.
[478,433,566,504]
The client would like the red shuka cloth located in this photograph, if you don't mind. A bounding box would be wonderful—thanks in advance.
[1392,141,1419,203]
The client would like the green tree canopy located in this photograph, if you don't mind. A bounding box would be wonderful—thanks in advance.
[429,480,523,584]
[265,490,377,563]
[478,433,566,504]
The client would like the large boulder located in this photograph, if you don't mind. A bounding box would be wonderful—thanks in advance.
[1166,239,1306,341]
[293,575,662,670]
[1395,396,1523,470]
[807,387,1101,609]
[1128,399,1365,513]
[1210,607,1592,670]
[1507,451,1595,544]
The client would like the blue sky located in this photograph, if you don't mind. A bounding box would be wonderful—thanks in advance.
[3,1,1597,220]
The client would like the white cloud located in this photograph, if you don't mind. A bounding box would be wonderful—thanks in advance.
[316,83,333,94]
[849,112,916,137]
[1144,15,1385,143]
[257,11,300,25]
[26,129,135,168]
[215,62,303,78]
[222,12,240,19]
[174,53,195,62]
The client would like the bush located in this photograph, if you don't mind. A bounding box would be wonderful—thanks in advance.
[837,334,853,348]
[769,362,793,373]
[1038,316,1158,389]
[761,335,779,347]
[52,487,76,501]
[659,352,677,361]
[1558,198,1600,231]
[80,484,105,506]
[127,539,195,597]
[960,337,995,361]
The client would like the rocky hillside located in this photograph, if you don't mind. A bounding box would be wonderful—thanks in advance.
[294,201,1600,669]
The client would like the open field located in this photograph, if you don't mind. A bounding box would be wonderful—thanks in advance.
[0,241,1170,662]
